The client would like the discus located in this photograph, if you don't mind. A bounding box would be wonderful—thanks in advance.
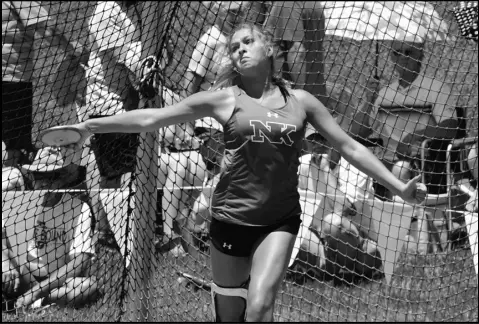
[40,127,82,147]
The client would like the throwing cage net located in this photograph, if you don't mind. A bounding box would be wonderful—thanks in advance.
[2,1,478,322]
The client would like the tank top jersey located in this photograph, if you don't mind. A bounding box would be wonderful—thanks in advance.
[211,85,307,226]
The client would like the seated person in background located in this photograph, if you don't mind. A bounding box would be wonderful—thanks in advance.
[298,130,332,194]
[12,147,102,309]
[156,88,207,257]
[362,41,458,198]
[2,1,85,168]
[2,141,28,191]
[75,0,146,251]
[293,129,382,280]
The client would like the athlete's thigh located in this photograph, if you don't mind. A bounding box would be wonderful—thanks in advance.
[210,244,251,287]
[249,229,296,294]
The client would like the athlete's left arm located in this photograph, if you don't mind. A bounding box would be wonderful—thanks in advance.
[297,89,425,203]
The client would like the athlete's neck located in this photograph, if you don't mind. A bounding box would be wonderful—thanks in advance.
[239,76,275,101]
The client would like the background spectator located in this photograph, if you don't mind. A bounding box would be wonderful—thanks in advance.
[156,87,207,257]
[294,129,381,280]
[298,132,331,194]
[76,0,145,248]
[263,1,327,104]
[364,41,458,197]
[2,1,85,167]
[3,147,102,309]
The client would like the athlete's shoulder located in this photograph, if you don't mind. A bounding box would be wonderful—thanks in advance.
[189,87,236,122]
[289,88,324,112]
[290,88,314,101]
[205,86,237,102]
[187,86,234,102]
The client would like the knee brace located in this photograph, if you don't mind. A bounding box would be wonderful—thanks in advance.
[210,279,249,322]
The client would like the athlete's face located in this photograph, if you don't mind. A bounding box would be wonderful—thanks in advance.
[230,28,272,76]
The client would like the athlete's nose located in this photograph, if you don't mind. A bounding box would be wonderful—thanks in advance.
[238,43,247,55]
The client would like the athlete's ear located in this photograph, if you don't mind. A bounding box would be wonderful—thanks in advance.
[266,46,274,58]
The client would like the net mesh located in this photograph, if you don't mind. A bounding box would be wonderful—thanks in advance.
[1,1,478,322]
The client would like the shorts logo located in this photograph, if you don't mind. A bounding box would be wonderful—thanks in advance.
[223,242,232,250]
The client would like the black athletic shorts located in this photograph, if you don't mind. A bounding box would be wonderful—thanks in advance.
[2,81,35,152]
[209,216,302,257]
[89,115,139,180]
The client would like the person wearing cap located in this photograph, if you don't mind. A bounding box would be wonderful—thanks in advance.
[2,1,86,168]
[263,1,327,104]
[19,147,81,188]
[2,147,103,309]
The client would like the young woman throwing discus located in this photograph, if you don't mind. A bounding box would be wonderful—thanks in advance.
[42,23,427,322]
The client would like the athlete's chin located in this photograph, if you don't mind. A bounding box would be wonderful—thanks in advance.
[238,66,258,77]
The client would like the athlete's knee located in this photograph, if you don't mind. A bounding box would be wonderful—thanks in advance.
[211,280,249,322]
[246,285,276,321]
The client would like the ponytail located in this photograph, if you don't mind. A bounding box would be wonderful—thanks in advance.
[211,63,240,91]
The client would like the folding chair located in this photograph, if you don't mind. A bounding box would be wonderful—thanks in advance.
[420,106,467,191]
[442,136,478,251]
[417,107,469,251]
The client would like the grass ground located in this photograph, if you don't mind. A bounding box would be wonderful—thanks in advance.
[3,1,478,322]
[2,242,478,322]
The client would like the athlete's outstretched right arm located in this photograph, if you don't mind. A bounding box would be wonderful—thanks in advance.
[45,88,236,151]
